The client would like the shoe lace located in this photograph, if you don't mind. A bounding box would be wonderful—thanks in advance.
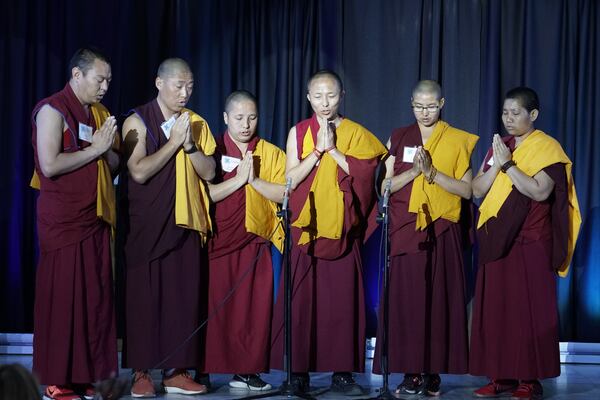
[133,371,152,383]
[516,383,535,393]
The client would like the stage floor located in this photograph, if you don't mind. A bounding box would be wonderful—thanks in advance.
[2,354,599,399]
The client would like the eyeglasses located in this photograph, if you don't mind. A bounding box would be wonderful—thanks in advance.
[412,104,440,113]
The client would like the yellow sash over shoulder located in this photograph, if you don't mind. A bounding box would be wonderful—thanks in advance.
[245,139,286,252]
[477,130,581,277]
[292,118,387,244]
[30,103,118,232]
[174,108,216,243]
[408,121,478,230]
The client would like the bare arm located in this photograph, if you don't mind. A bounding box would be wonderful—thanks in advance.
[472,161,499,199]
[103,148,120,174]
[380,139,421,193]
[36,105,116,178]
[182,125,216,181]
[206,153,250,203]
[285,126,320,190]
[248,155,285,203]
[123,114,180,184]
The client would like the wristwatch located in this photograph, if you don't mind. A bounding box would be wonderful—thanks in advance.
[500,160,516,173]
[184,144,198,154]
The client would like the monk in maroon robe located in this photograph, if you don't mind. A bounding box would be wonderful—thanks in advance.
[198,91,285,391]
[121,58,216,398]
[372,81,477,397]
[470,87,581,400]
[270,70,387,396]
[32,47,119,400]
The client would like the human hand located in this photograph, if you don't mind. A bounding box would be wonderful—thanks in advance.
[492,134,511,166]
[169,112,190,148]
[91,116,117,154]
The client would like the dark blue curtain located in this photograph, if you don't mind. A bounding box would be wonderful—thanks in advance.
[1,0,598,342]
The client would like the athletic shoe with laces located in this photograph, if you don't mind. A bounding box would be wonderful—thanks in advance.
[162,369,207,395]
[131,370,156,398]
[473,379,519,397]
[511,380,543,399]
[229,374,273,391]
[424,374,441,396]
[43,385,81,400]
[330,372,363,396]
[396,373,425,395]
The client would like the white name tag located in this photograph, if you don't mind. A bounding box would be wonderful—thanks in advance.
[402,146,417,163]
[161,116,176,139]
[78,123,93,143]
[221,155,241,173]
[487,156,494,166]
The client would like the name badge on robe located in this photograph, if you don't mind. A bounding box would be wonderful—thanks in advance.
[78,123,93,143]
[221,155,241,173]
[161,116,176,139]
[487,156,494,166]
[402,146,417,163]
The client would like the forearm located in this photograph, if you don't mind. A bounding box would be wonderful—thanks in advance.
[506,167,552,201]
[431,171,472,199]
[207,176,245,203]
[327,148,349,174]
[103,148,121,174]
[472,167,500,198]
[387,169,419,193]
[40,146,102,178]
[286,152,320,190]
[250,178,285,203]
[188,151,216,181]
[128,141,179,183]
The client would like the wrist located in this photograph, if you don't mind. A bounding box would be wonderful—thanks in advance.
[500,160,516,173]
[324,145,336,153]
[312,148,323,159]
[184,144,198,154]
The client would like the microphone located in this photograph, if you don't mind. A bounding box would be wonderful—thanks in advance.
[282,178,292,212]
[382,178,391,209]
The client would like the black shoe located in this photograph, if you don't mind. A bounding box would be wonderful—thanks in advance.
[285,373,310,394]
[331,372,363,396]
[424,374,441,396]
[194,372,212,392]
[229,374,273,391]
[395,373,424,395]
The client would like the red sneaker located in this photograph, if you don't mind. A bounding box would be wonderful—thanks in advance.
[163,369,207,395]
[43,385,81,400]
[511,381,543,399]
[131,370,156,398]
[473,379,518,397]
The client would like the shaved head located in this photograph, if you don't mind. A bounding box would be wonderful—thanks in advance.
[307,69,344,93]
[157,58,192,79]
[412,80,442,101]
[225,90,258,114]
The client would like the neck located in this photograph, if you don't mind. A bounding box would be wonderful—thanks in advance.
[418,120,438,142]
[229,132,250,154]
[69,81,90,109]
[156,96,179,120]
[514,128,535,145]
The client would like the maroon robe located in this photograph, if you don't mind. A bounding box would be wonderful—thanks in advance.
[270,116,380,373]
[122,99,204,369]
[31,83,117,385]
[469,138,568,380]
[199,134,273,374]
[372,124,469,375]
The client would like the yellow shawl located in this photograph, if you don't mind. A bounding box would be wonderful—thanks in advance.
[174,108,216,243]
[30,103,118,232]
[244,139,286,252]
[408,121,478,230]
[477,130,581,277]
[292,118,387,244]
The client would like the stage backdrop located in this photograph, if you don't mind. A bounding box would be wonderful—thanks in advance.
[1,0,598,342]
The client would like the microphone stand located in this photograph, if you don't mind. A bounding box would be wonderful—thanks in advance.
[369,179,395,400]
[240,179,315,400]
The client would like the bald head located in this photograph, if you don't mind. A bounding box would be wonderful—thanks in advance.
[412,80,442,101]
[307,69,343,93]
[157,58,192,79]
[225,90,258,114]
